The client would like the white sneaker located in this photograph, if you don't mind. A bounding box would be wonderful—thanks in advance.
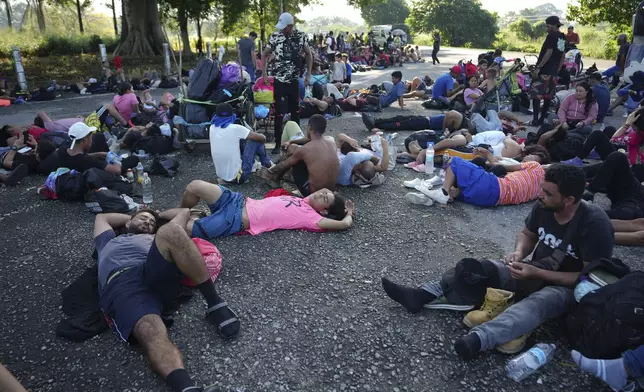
[415,186,450,205]
[403,178,424,189]
[426,175,444,188]
[405,192,434,206]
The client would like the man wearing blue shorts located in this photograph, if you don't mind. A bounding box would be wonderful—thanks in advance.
[94,209,240,392]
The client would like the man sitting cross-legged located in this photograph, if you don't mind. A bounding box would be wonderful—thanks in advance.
[382,164,614,359]
[260,114,339,196]
[164,181,354,240]
[94,209,240,392]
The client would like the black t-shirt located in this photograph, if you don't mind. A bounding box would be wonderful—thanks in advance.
[56,147,107,173]
[617,42,631,66]
[525,201,614,272]
[537,31,567,76]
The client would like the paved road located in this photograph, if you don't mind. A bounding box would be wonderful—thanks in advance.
[0,47,632,392]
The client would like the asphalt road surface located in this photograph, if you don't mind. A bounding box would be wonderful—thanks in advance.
[0,48,635,392]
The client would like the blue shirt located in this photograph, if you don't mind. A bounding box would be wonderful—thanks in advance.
[618,84,644,111]
[337,151,372,185]
[345,63,352,78]
[432,73,454,99]
[591,84,610,123]
[379,81,405,108]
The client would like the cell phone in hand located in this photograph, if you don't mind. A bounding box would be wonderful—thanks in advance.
[17,146,32,154]
[23,130,29,143]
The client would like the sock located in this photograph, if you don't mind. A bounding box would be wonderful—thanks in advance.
[196,279,222,308]
[571,350,629,390]
[382,277,436,313]
[532,99,540,122]
[166,369,198,392]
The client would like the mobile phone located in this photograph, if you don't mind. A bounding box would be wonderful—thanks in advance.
[23,130,29,143]
[17,146,32,154]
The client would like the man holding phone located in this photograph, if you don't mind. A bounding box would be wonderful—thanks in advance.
[0,128,56,186]
[380,165,614,360]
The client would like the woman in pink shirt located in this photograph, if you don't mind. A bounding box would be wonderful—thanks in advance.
[162,180,356,240]
[113,82,140,123]
[557,82,598,137]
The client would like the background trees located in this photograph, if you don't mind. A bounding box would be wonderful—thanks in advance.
[360,0,409,26]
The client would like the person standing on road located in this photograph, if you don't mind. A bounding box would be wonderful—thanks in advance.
[531,16,567,126]
[432,31,441,65]
[603,34,631,88]
[238,32,258,82]
[262,13,313,154]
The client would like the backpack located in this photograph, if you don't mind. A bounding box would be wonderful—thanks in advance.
[132,135,174,155]
[565,269,644,359]
[55,172,85,201]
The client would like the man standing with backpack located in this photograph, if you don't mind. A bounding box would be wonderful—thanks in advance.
[381,165,615,359]
[262,13,313,154]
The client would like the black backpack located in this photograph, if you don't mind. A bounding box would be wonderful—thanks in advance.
[565,269,644,359]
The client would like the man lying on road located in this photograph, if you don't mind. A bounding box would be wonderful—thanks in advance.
[94,209,239,392]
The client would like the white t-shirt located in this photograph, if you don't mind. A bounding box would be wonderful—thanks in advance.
[209,124,251,181]
[468,131,506,157]
[326,83,343,100]
[326,37,334,54]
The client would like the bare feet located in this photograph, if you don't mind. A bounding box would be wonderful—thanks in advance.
[258,168,281,188]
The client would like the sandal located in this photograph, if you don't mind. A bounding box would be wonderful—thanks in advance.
[206,302,241,340]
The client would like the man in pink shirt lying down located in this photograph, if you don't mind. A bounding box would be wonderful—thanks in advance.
[159,180,355,240]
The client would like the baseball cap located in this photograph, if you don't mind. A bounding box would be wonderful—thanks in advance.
[450,65,462,74]
[275,13,294,30]
[68,122,96,149]
[216,103,234,117]
[545,16,563,27]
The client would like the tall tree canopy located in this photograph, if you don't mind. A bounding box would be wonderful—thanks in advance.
[408,0,498,48]
[567,0,638,28]
[360,0,409,26]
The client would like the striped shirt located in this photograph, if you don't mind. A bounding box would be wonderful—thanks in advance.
[497,162,545,205]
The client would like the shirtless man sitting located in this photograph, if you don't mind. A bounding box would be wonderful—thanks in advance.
[161,181,355,240]
[260,114,339,196]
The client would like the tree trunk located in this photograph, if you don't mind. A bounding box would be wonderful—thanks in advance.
[177,4,192,54]
[196,19,203,55]
[34,0,45,32]
[18,0,28,31]
[75,0,83,33]
[115,0,166,56]
[3,0,13,30]
[111,0,117,35]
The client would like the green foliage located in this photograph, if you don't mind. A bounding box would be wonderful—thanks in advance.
[360,0,410,26]
[509,18,533,40]
[407,0,498,48]
[567,0,637,29]
[0,30,119,58]
[531,21,547,38]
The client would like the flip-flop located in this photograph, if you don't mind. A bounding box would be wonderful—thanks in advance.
[206,302,240,340]
[4,164,28,186]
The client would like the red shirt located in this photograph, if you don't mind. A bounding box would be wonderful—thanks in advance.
[113,56,122,69]
[566,32,580,44]
[28,126,47,141]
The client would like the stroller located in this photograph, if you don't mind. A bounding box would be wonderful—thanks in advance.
[563,48,584,77]
[473,60,529,114]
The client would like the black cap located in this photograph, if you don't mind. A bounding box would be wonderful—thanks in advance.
[216,103,234,117]
[441,258,501,306]
[632,71,644,85]
[545,16,563,27]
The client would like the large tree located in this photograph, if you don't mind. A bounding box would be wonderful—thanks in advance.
[115,0,166,56]
[407,0,498,48]
[360,0,409,26]
[567,0,637,28]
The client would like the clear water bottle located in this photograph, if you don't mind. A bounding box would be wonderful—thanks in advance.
[425,142,435,174]
[506,343,556,382]
[574,277,600,302]
[106,151,121,165]
[136,162,145,184]
[142,173,153,205]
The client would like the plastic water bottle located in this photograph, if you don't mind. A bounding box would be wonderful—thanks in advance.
[574,277,600,302]
[506,343,556,382]
[106,151,121,165]
[142,173,153,205]
[425,142,435,174]
[136,162,145,184]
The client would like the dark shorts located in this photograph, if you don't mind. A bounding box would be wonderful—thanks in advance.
[450,157,500,207]
[428,115,445,130]
[100,241,183,341]
[292,161,312,196]
[404,131,440,152]
[530,74,557,100]
[192,186,245,240]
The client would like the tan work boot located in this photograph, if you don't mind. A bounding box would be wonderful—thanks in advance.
[462,288,515,328]
[496,334,529,354]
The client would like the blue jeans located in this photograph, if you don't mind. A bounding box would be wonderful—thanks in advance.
[602,65,621,78]
[244,64,256,82]
[624,345,644,379]
[298,77,306,100]
[239,139,271,183]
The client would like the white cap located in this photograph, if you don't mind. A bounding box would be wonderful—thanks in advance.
[69,122,97,149]
[275,13,294,30]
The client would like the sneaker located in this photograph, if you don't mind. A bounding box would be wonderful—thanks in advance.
[426,175,444,188]
[404,161,420,169]
[495,334,529,354]
[405,192,434,206]
[403,178,424,188]
[424,296,475,311]
[588,149,601,160]
[362,112,375,131]
[454,333,482,360]
[561,156,584,167]
[415,186,450,205]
